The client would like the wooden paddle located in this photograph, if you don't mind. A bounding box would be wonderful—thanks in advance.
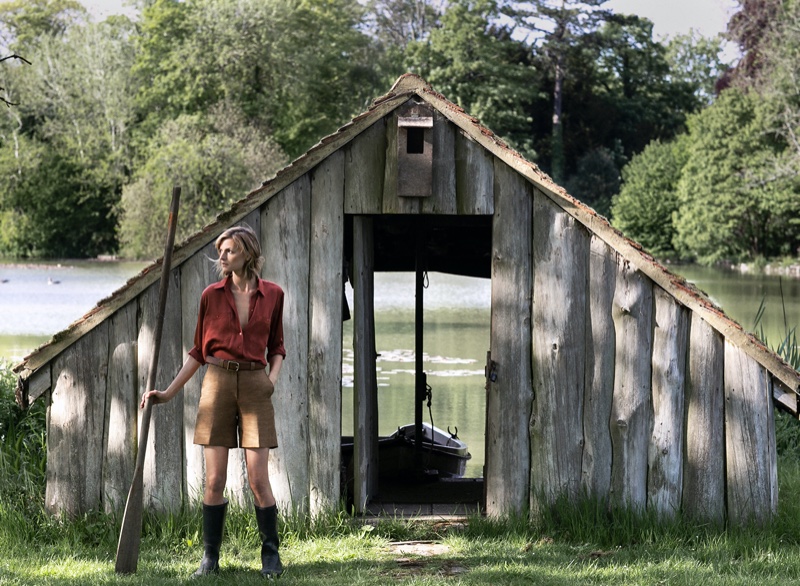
[115,186,181,574]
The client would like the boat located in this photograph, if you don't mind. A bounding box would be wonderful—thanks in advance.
[341,422,471,488]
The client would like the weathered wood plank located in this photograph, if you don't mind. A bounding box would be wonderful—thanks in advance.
[26,366,51,404]
[180,244,214,505]
[262,177,311,512]
[383,110,421,214]
[308,152,345,515]
[581,236,616,500]
[422,111,457,214]
[486,160,532,517]
[609,259,653,510]
[103,302,138,513]
[455,130,494,215]
[683,315,725,524]
[46,322,109,516]
[725,342,777,526]
[352,216,379,512]
[647,287,688,519]
[530,189,588,513]
[139,270,184,513]
[344,119,385,214]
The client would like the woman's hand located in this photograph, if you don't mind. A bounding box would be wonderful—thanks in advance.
[140,389,171,408]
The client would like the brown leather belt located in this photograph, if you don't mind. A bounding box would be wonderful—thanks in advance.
[206,356,266,372]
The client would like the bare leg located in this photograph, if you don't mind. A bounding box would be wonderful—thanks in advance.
[204,446,230,505]
[245,447,275,507]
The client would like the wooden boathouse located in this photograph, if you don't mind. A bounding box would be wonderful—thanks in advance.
[14,74,800,526]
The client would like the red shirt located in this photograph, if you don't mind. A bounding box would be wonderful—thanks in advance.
[188,276,286,366]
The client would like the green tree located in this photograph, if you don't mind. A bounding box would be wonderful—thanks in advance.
[0,0,85,52]
[534,14,702,212]
[0,135,116,257]
[726,0,783,87]
[674,88,800,263]
[665,30,732,105]
[611,137,689,258]
[503,0,610,182]
[133,0,382,159]
[407,0,541,158]
[0,11,134,257]
[565,146,620,218]
[119,104,288,259]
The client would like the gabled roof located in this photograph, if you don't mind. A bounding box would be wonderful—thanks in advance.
[14,73,800,413]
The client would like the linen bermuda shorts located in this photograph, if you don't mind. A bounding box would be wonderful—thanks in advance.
[193,365,278,449]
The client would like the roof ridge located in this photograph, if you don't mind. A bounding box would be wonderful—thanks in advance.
[389,73,431,95]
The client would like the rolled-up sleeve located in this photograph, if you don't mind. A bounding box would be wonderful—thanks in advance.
[266,288,286,360]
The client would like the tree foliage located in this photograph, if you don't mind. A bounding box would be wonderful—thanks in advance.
[503,0,610,182]
[674,88,800,263]
[611,138,688,258]
[613,2,800,265]
[119,104,288,259]
[406,0,540,158]
[133,0,382,159]
[2,0,784,264]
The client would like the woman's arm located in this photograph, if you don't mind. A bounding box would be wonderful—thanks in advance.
[267,354,283,385]
[140,355,202,408]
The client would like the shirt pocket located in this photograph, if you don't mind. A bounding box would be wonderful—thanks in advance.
[249,316,270,339]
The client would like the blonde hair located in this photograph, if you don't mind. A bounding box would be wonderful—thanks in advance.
[213,224,264,280]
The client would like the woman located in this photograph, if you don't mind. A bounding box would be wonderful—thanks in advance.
[141,224,286,578]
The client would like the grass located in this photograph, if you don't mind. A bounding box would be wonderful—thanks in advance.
[2,485,800,585]
[2,314,800,586]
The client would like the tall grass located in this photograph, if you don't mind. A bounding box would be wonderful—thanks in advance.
[0,361,50,546]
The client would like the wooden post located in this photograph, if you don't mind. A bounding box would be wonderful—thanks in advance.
[455,130,493,215]
[683,315,725,524]
[138,271,184,513]
[308,152,345,515]
[345,120,385,214]
[180,243,215,505]
[609,259,653,510]
[352,216,379,512]
[104,302,138,513]
[47,323,109,516]
[486,161,532,517]
[725,342,777,526]
[581,237,616,500]
[530,191,588,513]
[262,178,312,513]
[414,222,426,473]
[647,287,688,518]
[423,111,457,214]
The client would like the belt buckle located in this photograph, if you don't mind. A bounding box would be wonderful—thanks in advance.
[227,360,240,372]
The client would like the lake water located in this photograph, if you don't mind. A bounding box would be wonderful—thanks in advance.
[1,261,798,478]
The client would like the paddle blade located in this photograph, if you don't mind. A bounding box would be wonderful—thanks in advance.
[114,472,145,574]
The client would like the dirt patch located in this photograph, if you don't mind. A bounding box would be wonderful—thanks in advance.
[389,541,452,556]
[387,541,469,578]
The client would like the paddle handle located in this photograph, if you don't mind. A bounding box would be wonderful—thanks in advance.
[115,186,181,574]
